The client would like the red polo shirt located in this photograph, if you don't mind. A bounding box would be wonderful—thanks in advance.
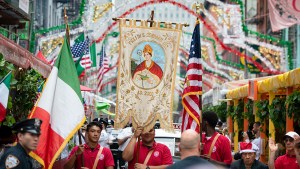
[68,144,114,169]
[275,153,300,169]
[128,141,173,169]
[202,132,232,165]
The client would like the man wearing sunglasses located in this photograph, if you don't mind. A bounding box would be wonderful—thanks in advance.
[268,131,300,169]
[122,126,173,169]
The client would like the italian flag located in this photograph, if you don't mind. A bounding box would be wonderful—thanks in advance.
[29,37,86,169]
[0,72,11,122]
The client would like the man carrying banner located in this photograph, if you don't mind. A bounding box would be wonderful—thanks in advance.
[64,122,115,169]
[0,118,42,169]
[122,126,173,169]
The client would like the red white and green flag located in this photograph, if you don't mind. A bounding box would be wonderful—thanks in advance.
[0,72,12,122]
[28,36,86,169]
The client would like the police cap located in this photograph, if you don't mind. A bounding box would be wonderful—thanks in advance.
[12,118,42,135]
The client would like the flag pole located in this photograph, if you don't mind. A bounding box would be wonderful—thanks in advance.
[0,71,12,84]
[64,7,85,167]
[194,2,203,153]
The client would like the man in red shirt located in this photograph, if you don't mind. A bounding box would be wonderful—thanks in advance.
[269,131,300,169]
[122,126,173,169]
[64,122,114,169]
[201,111,232,167]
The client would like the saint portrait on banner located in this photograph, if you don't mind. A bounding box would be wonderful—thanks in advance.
[131,43,165,89]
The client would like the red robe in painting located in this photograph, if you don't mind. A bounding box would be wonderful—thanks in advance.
[133,60,163,80]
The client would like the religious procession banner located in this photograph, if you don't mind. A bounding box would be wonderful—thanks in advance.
[115,19,183,132]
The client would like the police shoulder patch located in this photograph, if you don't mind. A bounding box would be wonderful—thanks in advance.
[5,155,19,168]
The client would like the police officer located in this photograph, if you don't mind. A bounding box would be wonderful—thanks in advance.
[0,118,42,169]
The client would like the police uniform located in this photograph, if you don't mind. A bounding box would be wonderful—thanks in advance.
[0,118,42,169]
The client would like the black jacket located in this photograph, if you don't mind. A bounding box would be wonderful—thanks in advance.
[0,143,33,169]
[230,159,268,169]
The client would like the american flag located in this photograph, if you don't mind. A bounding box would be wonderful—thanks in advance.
[97,44,109,92]
[71,38,92,69]
[47,39,92,68]
[181,23,202,133]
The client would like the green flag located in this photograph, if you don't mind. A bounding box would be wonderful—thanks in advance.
[75,57,85,76]
[90,42,97,67]
[75,33,84,43]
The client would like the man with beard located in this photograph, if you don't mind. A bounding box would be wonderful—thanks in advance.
[122,126,173,169]
[201,111,232,167]
[64,122,114,169]
[0,118,42,169]
[230,142,268,169]
[268,131,300,169]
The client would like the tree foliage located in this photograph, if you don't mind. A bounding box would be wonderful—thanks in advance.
[286,91,300,125]
[203,102,227,122]
[0,54,43,126]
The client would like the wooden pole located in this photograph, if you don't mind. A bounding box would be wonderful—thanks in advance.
[64,7,84,167]
[64,7,70,45]
[135,10,155,164]
[136,136,141,164]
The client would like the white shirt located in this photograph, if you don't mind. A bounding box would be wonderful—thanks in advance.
[99,129,115,148]
[117,127,133,151]
[252,137,262,160]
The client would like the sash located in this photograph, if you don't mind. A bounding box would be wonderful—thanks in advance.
[92,146,104,169]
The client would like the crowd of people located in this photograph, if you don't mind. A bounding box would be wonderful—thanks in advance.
[0,111,300,169]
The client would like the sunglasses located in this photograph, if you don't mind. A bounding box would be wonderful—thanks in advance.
[284,137,294,143]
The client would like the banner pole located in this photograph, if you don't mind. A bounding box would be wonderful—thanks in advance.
[136,136,141,164]
[135,10,155,164]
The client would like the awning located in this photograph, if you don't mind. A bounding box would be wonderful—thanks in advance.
[0,34,51,77]
[226,68,300,99]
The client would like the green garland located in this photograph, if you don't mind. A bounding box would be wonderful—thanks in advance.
[30,0,86,52]
[256,100,269,123]
[285,91,300,124]
[245,99,254,123]
[269,97,286,132]
[227,104,234,117]
[234,100,244,128]
[231,0,293,70]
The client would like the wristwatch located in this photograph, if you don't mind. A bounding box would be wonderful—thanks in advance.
[146,166,150,169]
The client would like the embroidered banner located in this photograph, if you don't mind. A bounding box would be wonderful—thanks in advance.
[115,19,183,132]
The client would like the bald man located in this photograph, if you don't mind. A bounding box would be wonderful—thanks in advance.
[167,129,216,169]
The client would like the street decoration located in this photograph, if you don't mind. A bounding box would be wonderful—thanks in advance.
[93,3,113,22]
[204,0,287,72]
[231,0,293,70]
[114,19,183,132]
[93,0,281,75]
[268,0,300,31]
